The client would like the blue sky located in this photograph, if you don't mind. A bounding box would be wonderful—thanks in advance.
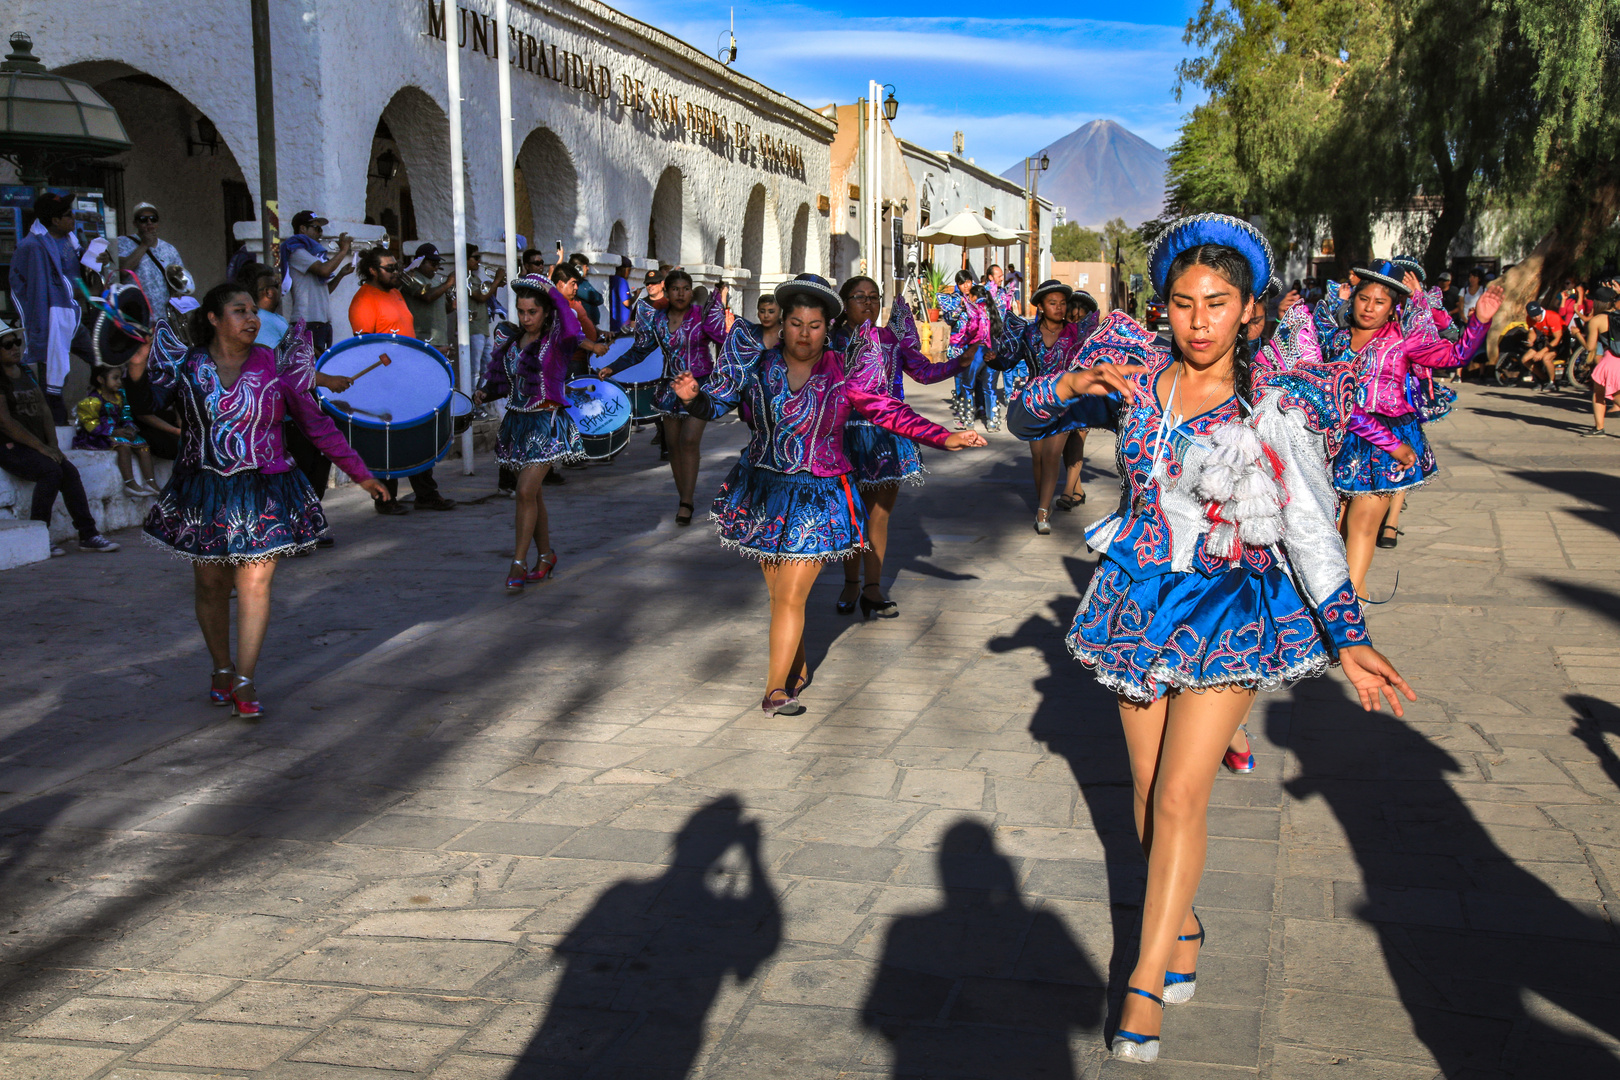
[603,2,1205,173]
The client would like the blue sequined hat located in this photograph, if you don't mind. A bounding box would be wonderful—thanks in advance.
[1390,255,1426,285]
[1148,213,1274,299]
[1351,259,1413,297]
[777,273,843,319]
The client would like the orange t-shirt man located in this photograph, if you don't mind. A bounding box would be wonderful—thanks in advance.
[348,282,416,337]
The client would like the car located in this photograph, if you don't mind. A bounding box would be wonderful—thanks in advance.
[1145,299,1168,332]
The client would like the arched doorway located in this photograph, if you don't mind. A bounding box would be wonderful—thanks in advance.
[648,166,682,265]
[374,87,454,246]
[54,63,250,295]
[789,203,811,274]
[607,220,629,256]
[740,183,783,311]
[516,126,579,251]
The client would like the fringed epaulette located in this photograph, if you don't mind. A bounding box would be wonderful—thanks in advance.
[1255,303,1358,457]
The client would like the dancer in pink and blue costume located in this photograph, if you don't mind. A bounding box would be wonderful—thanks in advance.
[131,283,388,719]
[599,269,728,525]
[674,274,985,717]
[936,271,997,430]
[829,277,963,617]
[1010,214,1413,1064]
[475,274,585,592]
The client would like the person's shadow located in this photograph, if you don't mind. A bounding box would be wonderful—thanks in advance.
[860,821,1104,1078]
[1279,677,1620,1074]
[508,796,780,1079]
[986,556,1143,1033]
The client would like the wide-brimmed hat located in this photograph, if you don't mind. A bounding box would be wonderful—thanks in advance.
[1031,278,1072,305]
[1351,259,1413,297]
[92,281,152,366]
[510,273,554,297]
[1390,255,1426,285]
[0,318,23,349]
[775,273,843,319]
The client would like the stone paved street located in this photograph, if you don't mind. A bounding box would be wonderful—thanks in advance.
[1,377,1618,1079]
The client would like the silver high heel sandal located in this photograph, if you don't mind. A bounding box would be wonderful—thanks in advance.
[1034,509,1052,535]
[1163,910,1205,1004]
[1111,986,1163,1063]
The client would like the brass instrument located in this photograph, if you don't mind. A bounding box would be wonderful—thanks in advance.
[164,260,196,297]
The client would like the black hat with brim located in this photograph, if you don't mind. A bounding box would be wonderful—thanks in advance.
[1031,278,1072,304]
[92,282,151,366]
[776,274,843,320]
[1351,260,1413,297]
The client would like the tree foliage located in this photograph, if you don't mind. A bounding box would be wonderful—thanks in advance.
[1168,0,1620,304]
[1051,222,1103,262]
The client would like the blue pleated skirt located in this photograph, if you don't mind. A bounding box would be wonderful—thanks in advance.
[1069,560,1331,703]
[711,460,868,562]
[1332,412,1435,494]
[496,408,585,470]
[144,467,327,563]
[843,419,924,491]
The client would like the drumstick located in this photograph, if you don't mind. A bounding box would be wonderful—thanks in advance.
[351,353,393,381]
[329,399,394,422]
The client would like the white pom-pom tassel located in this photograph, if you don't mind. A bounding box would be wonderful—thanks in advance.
[1239,515,1285,546]
[1206,522,1239,560]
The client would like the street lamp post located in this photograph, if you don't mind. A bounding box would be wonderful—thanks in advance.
[1022,152,1049,315]
[855,83,898,281]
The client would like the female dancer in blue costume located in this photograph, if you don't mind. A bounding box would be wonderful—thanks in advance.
[674,275,986,715]
[937,270,998,431]
[1010,215,1413,1063]
[830,276,963,617]
[131,283,389,718]
[1313,261,1498,595]
[993,278,1107,534]
[598,269,728,525]
[474,274,585,592]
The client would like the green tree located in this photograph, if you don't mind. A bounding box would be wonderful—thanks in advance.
[1051,222,1102,262]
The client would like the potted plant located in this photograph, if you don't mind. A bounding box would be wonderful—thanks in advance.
[922,267,946,321]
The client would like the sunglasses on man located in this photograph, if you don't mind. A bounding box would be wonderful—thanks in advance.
[135,215,159,225]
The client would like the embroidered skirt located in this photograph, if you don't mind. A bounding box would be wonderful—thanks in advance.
[843,419,924,491]
[1068,560,1331,703]
[144,467,327,563]
[495,408,585,470]
[711,460,868,562]
[1332,412,1435,495]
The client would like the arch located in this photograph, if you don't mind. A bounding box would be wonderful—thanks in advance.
[607,220,629,256]
[789,202,811,274]
[375,87,452,244]
[517,126,580,251]
[54,63,250,296]
[739,183,784,311]
[649,166,683,264]
[714,236,727,266]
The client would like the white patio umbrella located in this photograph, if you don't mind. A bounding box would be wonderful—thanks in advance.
[917,207,1026,247]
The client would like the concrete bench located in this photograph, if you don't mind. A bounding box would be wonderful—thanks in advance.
[0,426,174,567]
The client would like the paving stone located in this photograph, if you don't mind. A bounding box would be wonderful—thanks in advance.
[197,982,365,1027]
[290,1017,465,1070]
[274,939,515,990]
[0,1043,123,1080]
[131,1021,310,1069]
[88,970,237,1002]
[19,995,193,1043]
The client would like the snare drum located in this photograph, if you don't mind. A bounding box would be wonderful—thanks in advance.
[316,334,456,478]
[566,377,633,461]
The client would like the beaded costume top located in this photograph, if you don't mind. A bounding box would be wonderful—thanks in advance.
[482,283,584,412]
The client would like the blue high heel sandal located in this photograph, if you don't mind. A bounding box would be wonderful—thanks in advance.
[1111,986,1164,1063]
[1163,910,1205,1004]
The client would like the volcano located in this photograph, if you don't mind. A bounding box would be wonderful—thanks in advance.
[1004,119,1167,229]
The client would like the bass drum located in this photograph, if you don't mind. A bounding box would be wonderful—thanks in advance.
[566,377,633,461]
[596,336,664,423]
[316,334,456,478]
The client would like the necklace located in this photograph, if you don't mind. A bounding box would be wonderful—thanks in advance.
[1173,359,1232,424]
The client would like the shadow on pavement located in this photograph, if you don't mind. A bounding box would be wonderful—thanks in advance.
[1468,408,1590,433]
[1533,578,1620,628]
[508,796,779,1079]
[1276,676,1620,1076]
[985,555,1140,1037]
[1568,694,1620,796]
[1511,469,1620,542]
[859,820,1104,1079]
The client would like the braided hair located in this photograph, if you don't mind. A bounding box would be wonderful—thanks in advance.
[1163,243,1255,404]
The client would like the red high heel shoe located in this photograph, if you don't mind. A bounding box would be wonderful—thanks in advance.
[228,675,263,719]
[505,560,527,593]
[525,551,558,584]
[209,666,236,706]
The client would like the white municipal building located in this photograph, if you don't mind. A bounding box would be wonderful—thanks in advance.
[10,0,843,323]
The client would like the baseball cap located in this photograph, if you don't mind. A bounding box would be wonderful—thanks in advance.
[1526,302,1544,319]
[32,191,72,221]
[644,269,665,285]
[291,210,329,230]
[414,242,441,261]
[1590,285,1618,303]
